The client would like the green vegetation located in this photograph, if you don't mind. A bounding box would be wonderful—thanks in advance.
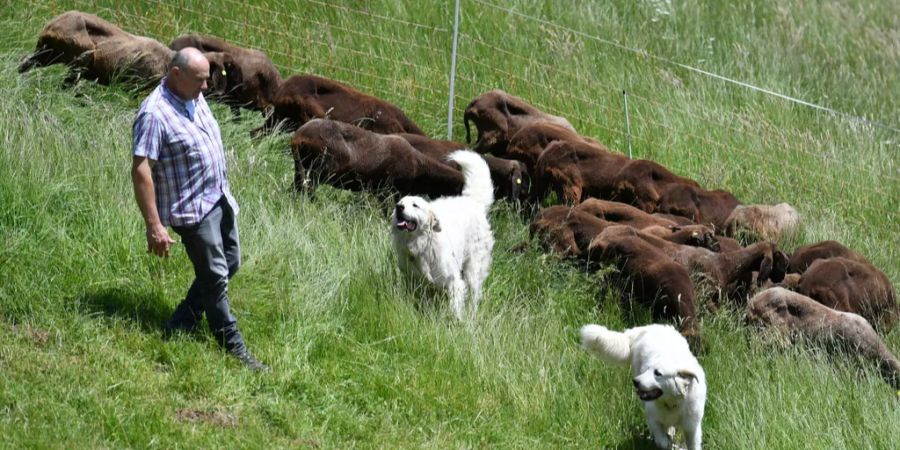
[1,1,897,448]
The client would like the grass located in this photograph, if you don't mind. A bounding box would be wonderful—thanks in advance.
[1,0,898,448]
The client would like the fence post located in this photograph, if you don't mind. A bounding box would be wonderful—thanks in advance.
[447,0,461,140]
[623,90,633,159]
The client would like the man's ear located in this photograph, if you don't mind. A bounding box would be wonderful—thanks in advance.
[429,211,442,232]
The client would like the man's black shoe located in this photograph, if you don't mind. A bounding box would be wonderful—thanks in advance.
[231,349,270,372]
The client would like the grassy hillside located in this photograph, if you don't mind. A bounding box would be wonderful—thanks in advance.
[1,1,897,448]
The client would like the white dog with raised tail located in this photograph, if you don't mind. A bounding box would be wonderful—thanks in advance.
[391,150,494,320]
[580,324,706,450]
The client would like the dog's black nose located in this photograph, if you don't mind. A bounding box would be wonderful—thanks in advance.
[632,378,640,387]
[395,203,404,212]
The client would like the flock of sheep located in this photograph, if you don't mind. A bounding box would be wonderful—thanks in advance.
[20,10,899,393]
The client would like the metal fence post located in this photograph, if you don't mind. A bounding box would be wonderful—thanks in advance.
[447,0,461,140]
[623,90,633,159]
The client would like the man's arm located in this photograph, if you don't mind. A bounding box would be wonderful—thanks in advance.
[131,156,175,257]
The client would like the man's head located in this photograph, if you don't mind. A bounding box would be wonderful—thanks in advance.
[167,47,209,100]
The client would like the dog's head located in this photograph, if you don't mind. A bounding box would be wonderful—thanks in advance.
[392,196,441,233]
[632,366,699,402]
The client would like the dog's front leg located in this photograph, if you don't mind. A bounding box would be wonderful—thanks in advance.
[646,418,672,449]
[683,423,702,450]
[449,279,467,320]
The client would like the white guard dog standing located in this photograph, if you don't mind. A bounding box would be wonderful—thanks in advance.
[391,150,494,320]
[580,324,706,450]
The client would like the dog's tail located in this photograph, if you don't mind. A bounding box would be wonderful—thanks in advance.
[448,150,493,211]
[579,324,632,366]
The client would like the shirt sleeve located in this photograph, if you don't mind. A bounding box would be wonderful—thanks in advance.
[132,111,163,160]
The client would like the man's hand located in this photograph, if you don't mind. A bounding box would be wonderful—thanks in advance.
[146,223,176,257]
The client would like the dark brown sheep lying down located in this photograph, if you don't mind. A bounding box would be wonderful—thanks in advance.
[20,10,171,85]
[396,133,529,203]
[782,240,899,332]
[502,122,589,170]
[588,225,787,302]
[747,287,900,391]
[19,10,127,73]
[463,89,574,155]
[787,240,872,274]
[20,11,241,91]
[532,140,707,212]
[795,257,899,333]
[529,205,719,259]
[585,224,701,345]
[170,33,283,114]
[259,74,425,136]
[290,119,462,198]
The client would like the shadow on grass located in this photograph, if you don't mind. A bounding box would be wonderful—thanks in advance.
[74,286,172,333]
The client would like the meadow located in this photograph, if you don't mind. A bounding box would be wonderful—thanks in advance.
[0,0,898,448]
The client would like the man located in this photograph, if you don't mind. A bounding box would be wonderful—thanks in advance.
[131,47,268,371]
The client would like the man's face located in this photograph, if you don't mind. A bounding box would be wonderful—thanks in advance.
[172,58,209,100]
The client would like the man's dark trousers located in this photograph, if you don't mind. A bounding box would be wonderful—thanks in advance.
[170,196,246,352]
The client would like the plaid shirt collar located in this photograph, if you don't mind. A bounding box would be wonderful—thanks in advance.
[160,77,195,121]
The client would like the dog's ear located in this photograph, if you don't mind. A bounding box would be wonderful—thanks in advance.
[675,369,698,396]
[677,369,698,382]
[429,211,442,232]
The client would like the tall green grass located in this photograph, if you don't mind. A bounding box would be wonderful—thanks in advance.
[1,1,898,448]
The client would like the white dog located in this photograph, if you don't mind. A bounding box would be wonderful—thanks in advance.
[580,324,706,450]
[391,150,494,320]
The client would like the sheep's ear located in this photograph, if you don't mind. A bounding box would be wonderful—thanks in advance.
[758,254,774,284]
[429,211,442,232]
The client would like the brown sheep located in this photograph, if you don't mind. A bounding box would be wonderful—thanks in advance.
[74,35,174,86]
[532,140,703,212]
[19,11,127,73]
[574,199,720,250]
[655,183,742,231]
[532,140,629,204]
[712,235,744,253]
[575,198,741,253]
[290,119,461,198]
[796,257,899,332]
[610,159,701,213]
[170,34,283,114]
[747,287,900,390]
[587,226,702,345]
[575,198,680,229]
[76,39,240,92]
[19,12,240,92]
[463,89,574,155]
[724,203,801,242]
[529,206,612,259]
[589,225,787,301]
[396,133,529,202]
[530,206,719,260]
[258,75,424,136]
[787,240,870,274]
[503,122,591,169]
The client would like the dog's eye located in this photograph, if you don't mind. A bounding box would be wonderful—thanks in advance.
[653,369,662,377]
[412,203,418,208]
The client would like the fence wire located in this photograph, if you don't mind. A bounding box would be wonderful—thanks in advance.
[18,0,898,221]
